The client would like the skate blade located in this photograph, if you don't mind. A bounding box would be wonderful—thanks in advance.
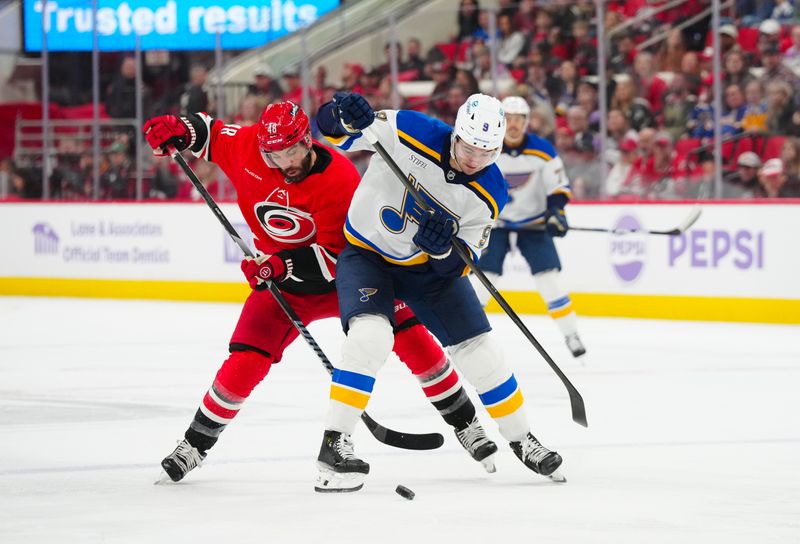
[480,454,497,474]
[314,468,365,493]
[153,471,174,485]
[546,470,567,483]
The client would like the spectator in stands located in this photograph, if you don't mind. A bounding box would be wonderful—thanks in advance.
[524,61,560,105]
[758,43,799,93]
[102,141,133,199]
[633,52,668,116]
[471,9,498,42]
[454,68,480,96]
[659,27,688,73]
[472,42,510,81]
[105,56,151,119]
[236,94,268,127]
[576,80,600,131]
[719,24,741,57]
[721,83,747,135]
[611,74,655,131]
[783,25,800,76]
[758,19,782,52]
[555,125,576,157]
[742,79,768,132]
[280,66,303,104]
[723,151,762,198]
[426,61,453,119]
[771,0,795,23]
[605,134,639,198]
[687,99,715,140]
[631,130,680,199]
[404,38,426,78]
[572,19,598,76]
[567,105,597,153]
[609,31,636,74]
[513,0,537,34]
[249,64,283,104]
[758,158,800,197]
[662,73,697,141]
[554,60,580,113]
[723,50,752,87]
[607,109,631,148]
[680,51,703,97]
[765,80,799,134]
[179,64,209,115]
[780,137,800,180]
[529,99,556,141]
[637,127,657,162]
[375,42,402,79]
[456,0,481,41]
[497,13,526,65]
[439,84,470,125]
[340,63,365,93]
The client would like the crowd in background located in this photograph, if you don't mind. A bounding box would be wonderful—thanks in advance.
[4,0,800,201]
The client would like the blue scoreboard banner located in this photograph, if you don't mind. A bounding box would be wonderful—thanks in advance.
[24,0,340,51]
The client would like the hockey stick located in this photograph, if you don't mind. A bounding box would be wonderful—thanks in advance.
[570,206,702,236]
[169,148,444,450]
[361,127,587,427]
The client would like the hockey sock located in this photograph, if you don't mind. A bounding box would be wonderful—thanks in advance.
[326,314,392,434]
[478,374,529,443]
[535,269,579,337]
[185,349,273,453]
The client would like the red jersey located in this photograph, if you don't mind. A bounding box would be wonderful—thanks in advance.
[191,113,360,295]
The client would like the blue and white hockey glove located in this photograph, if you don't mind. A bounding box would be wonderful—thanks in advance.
[544,207,568,237]
[413,210,459,257]
[333,92,374,134]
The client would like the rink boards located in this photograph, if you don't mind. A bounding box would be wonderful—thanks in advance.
[0,201,797,323]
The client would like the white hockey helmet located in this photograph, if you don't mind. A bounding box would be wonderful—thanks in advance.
[501,96,531,118]
[452,93,506,161]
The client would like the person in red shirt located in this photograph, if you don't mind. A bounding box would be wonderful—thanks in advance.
[143,102,497,483]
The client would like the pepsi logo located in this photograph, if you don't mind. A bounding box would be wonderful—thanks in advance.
[609,214,646,283]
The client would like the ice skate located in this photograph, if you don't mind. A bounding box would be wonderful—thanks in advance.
[315,430,369,493]
[454,416,498,473]
[156,439,206,484]
[565,333,586,358]
[510,432,565,482]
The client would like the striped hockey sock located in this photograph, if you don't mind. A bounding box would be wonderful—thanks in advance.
[185,379,245,453]
[416,359,475,430]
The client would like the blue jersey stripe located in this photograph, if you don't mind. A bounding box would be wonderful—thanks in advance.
[478,375,519,406]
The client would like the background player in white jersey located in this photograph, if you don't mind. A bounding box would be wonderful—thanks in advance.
[470,96,587,358]
[312,91,564,492]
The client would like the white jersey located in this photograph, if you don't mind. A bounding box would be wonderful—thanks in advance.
[495,133,572,228]
[322,109,508,274]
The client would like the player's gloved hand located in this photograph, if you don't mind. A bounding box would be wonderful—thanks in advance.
[143,115,192,156]
[333,92,374,134]
[413,210,459,257]
[545,207,568,237]
[241,254,290,290]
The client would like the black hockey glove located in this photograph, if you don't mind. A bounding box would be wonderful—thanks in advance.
[413,210,459,257]
[545,207,568,237]
[333,92,374,134]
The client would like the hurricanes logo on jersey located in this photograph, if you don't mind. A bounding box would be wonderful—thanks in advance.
[254,200,316,244]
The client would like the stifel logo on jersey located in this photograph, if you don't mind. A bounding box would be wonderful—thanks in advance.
[254,199,317,244]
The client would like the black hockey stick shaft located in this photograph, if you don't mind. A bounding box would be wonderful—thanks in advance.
[362,128,587,427]
[169,148,444,450]
[570,207,702,236]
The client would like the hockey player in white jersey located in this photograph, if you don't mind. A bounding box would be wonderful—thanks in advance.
[470,96,587,358]
[312,91,564,492]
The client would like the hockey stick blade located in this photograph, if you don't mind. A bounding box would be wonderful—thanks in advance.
[168,148,443,450]
[571,206,703,236]
[361,412,445,450]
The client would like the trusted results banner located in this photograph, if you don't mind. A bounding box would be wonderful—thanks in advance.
[23,0,339,52]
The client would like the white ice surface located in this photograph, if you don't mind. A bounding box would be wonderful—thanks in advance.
[1,297,798,543]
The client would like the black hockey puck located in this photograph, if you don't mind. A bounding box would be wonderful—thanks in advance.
[395,484,415,500]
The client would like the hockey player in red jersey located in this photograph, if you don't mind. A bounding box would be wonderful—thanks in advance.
[143,101,498,483]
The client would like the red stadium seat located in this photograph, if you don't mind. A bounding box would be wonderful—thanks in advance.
[762,135,786,159]
[738,27,760,53]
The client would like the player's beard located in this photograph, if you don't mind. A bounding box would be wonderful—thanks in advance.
[280,152,314,183]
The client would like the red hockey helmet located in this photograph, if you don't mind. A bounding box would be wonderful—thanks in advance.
[257,101,310,152]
